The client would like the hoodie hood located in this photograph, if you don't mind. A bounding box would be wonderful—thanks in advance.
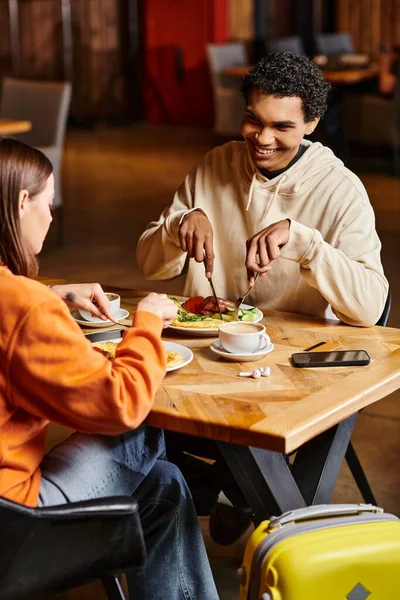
[240,139,345,200]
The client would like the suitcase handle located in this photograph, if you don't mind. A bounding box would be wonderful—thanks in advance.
[269,503,383,529]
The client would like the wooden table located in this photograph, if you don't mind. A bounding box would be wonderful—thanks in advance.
[225,65,379,85]
[321,66,379,85]
[42,277,400,520]
[0,118,32,135]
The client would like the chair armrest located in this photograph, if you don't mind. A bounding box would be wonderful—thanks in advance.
[35,496,138,520]
[0,495,137,520]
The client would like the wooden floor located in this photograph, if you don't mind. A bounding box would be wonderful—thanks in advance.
[41,124,400,600]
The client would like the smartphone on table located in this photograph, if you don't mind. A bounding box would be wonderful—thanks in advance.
[292,350,370,368]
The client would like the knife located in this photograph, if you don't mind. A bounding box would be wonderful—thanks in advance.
[203,258,224,322]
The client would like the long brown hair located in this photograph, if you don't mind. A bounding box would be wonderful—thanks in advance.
[0,137,53,276]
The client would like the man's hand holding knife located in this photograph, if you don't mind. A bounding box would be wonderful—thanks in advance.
[179,211,290,284]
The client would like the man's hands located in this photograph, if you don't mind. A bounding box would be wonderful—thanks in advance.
[137,293,177,328]
[178,212,290,284]
[246,219,290,284]
[179,211,214,278]
[51,283,117,323]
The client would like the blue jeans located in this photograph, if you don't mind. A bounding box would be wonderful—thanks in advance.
[38,426,219,600]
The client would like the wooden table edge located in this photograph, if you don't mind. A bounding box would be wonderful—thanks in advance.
[254,348,400,453]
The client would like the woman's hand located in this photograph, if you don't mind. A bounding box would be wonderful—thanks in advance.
[137,293,177,328]
[51,283,117,323]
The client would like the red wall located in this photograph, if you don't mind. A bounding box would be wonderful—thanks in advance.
[142,0,229,127]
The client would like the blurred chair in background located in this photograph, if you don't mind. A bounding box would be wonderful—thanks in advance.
[342,59,400,174]
[315,32,354,55]
[0,78,72,244]
[206,43,247,136]
[266,36,305,55]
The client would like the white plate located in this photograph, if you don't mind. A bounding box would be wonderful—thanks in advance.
[168,304,263,337]
[72,308,129,328]
[210,340,274,362]
[163,341,194,372]
[89,336,192,373]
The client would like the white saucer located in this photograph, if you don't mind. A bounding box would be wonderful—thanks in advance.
[210,340,274,362]
[72,308,130,328]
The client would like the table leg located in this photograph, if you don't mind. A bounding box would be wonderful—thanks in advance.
[216,442,306,524]
[217,413,358,522]
[291,413,358,505]
[345,439,377,505]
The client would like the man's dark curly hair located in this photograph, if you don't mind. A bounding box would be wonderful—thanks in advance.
[240,52,331,123]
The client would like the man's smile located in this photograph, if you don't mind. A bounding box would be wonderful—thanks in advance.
[252,141,281,156]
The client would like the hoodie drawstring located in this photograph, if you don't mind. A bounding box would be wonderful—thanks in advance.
[261,173,287,220]
[245,171,288,219]
[245,171,257,212]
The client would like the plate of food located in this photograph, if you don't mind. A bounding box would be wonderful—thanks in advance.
[90,334,193,373]
[163,341,194,372]
[168,295,263,337]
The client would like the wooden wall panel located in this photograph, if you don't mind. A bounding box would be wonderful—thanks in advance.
[18,0,63,80]
[394,1,400,45]
[337,0,400,59]
[230,0,253,40]
[70,0,123,118]
[0,0,125,119]
[0,2,11,73]
[266,0,293,38]
[381,0,391,44]
[369,0,382,55]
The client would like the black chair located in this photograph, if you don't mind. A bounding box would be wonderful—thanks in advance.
[266,36,305,55]
[345,288,392,504]
[314,32,354,55]
[0,495,146,600]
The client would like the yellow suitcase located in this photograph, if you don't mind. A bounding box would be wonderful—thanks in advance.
[239,504,400,600]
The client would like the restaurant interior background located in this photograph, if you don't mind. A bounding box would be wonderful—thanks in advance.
[0,1,399,599]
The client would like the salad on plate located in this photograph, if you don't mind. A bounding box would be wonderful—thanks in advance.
[170,295,261,330]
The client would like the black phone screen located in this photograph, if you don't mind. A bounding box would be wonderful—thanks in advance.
[292,350,370,368]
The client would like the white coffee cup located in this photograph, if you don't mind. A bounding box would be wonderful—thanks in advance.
[78,292,120,322]
[219,321,270,354]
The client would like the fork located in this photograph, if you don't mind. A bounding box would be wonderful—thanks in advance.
[234,273,259,320]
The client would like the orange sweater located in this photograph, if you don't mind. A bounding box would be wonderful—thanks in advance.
[0,266,166,507]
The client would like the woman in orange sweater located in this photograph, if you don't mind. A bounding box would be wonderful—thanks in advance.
[0,137,219,600]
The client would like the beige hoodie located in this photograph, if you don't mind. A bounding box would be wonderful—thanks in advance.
[137,140,388,326]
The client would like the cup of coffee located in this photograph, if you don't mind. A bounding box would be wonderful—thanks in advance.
[79,292,120,322]
[219,321,270,354]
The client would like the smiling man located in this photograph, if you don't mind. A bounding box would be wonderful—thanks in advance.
[136,52,389,545]
[137,52,388,327]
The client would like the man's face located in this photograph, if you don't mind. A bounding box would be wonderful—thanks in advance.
[240,90,319,171]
